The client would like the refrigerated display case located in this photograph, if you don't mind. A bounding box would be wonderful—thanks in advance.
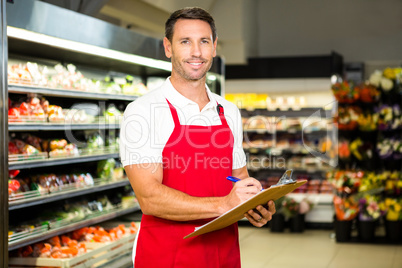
[1,0,225,266]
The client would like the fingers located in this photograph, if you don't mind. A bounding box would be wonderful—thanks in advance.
[234,177,262,194]
[245,201,276,227]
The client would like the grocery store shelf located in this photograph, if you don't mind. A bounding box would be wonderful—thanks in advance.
[287,193,333,204]
[9,153,119,170]
[240,108,333,118]
[9,122,121,131]
[97,253,132,268]
[243,129,328,135]
[8,205,141,251]
[249,166,329,175]
[8,84,138,101]
[9,179,130,210]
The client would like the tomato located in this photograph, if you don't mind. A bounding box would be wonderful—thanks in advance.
[19,102,30,116]
[8,107,20,118]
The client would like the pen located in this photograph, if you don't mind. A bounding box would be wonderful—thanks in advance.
[227,176,264,191]
[227,176,241,183]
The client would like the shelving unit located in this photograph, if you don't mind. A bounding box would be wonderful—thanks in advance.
[9,179,131,210]
[9,152,119,170]
[241,107,335,224]
[8,84,139,101]
[1,1,225,266]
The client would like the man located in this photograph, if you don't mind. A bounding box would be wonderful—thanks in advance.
[120,7,276,268]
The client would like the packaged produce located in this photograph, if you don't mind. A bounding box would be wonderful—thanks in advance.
[97,158,117,180]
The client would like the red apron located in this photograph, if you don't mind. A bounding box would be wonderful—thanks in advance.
[134,99,240,268]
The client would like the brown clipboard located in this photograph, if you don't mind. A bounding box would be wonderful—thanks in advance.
[184,180,307,239]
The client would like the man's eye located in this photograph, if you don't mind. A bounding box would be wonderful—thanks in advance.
[181,40,189,44]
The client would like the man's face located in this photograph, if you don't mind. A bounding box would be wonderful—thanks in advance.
[164,19,217,82]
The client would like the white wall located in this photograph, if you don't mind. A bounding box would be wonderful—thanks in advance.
[256,0,402,63]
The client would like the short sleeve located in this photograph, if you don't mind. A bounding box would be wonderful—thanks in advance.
[231,108,247,169]
[119,101,163,167]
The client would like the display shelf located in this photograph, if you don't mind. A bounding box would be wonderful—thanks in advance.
[8,84,138,101]
[9,122,120,131]
[287,193,333,204]
[244,147,319,155]
[9,232,136,268]
[240,108,333,118]
[243,129,328,135]
[9,152,119,170]
[8,205,140,251]
[247,164,330,175]
[9,179,130,210]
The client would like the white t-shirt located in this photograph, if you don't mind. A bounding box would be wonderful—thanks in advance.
[119,77,246,170]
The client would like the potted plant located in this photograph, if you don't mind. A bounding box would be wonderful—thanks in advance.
[381,197,402,242]
[358,194,383,241]
[333,195,359,242]
[270,197,286,232]
[281,196,312,233]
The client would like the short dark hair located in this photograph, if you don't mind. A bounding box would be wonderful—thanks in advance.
[165,7,217,42]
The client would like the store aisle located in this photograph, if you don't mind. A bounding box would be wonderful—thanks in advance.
[239,226,402,268]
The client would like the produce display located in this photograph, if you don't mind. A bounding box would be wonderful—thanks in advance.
[8,131,119,162]
[10,222,138,259]
[9,192,137,241]
[8,170,95,197]
[8,133,79,160]
[8,95,103,124]
[8,61,149,96]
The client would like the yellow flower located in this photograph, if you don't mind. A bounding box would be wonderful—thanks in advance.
[383,67,396,79]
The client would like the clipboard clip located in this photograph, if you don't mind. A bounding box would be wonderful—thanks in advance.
[271,169,296,187]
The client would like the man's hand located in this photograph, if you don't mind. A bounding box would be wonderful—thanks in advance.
[222,177,262,212]
[244,200,276,227]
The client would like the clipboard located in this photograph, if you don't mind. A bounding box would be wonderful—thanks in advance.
[184,171,307,239]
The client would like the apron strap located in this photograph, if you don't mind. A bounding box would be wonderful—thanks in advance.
[166,99,229,127]
[165,99,180,126]
[216,102,229,126]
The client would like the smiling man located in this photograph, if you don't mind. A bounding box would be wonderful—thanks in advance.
[120,7,276,268]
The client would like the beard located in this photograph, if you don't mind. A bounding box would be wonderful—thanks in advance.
[171,56,213,81]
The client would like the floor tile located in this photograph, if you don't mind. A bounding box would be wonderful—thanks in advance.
[239,225,402,268]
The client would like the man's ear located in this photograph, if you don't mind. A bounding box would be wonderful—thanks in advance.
[163,37,172,58]
[213,37,218,57]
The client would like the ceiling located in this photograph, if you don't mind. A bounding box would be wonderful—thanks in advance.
[40,0,217,38]
[39,0,249,64]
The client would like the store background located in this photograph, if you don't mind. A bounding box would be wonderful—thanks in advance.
[3,0,402,267]
[40,0,402,104]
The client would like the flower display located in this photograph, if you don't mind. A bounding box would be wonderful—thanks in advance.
[350,138,373,161]
[369,67,402,92]
[382,171,402,195]
[391,105,402,129]
[357,83,381,103]
[299,198,313,214]
[333,195,359,221]
[381,198,402,221]
[357,112,378,131]
[392,139,402,159]
[377,138,393,159]
[331,80,359,103]
[338,140,351,160]
[376,105,393,130]
[327,170,363,194]
[281,196,300,219]
[358,195,383,221]
[358,172,384,192]
[335,106,361,130]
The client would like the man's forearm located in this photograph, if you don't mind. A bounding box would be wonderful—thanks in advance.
[137,181,227,221]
